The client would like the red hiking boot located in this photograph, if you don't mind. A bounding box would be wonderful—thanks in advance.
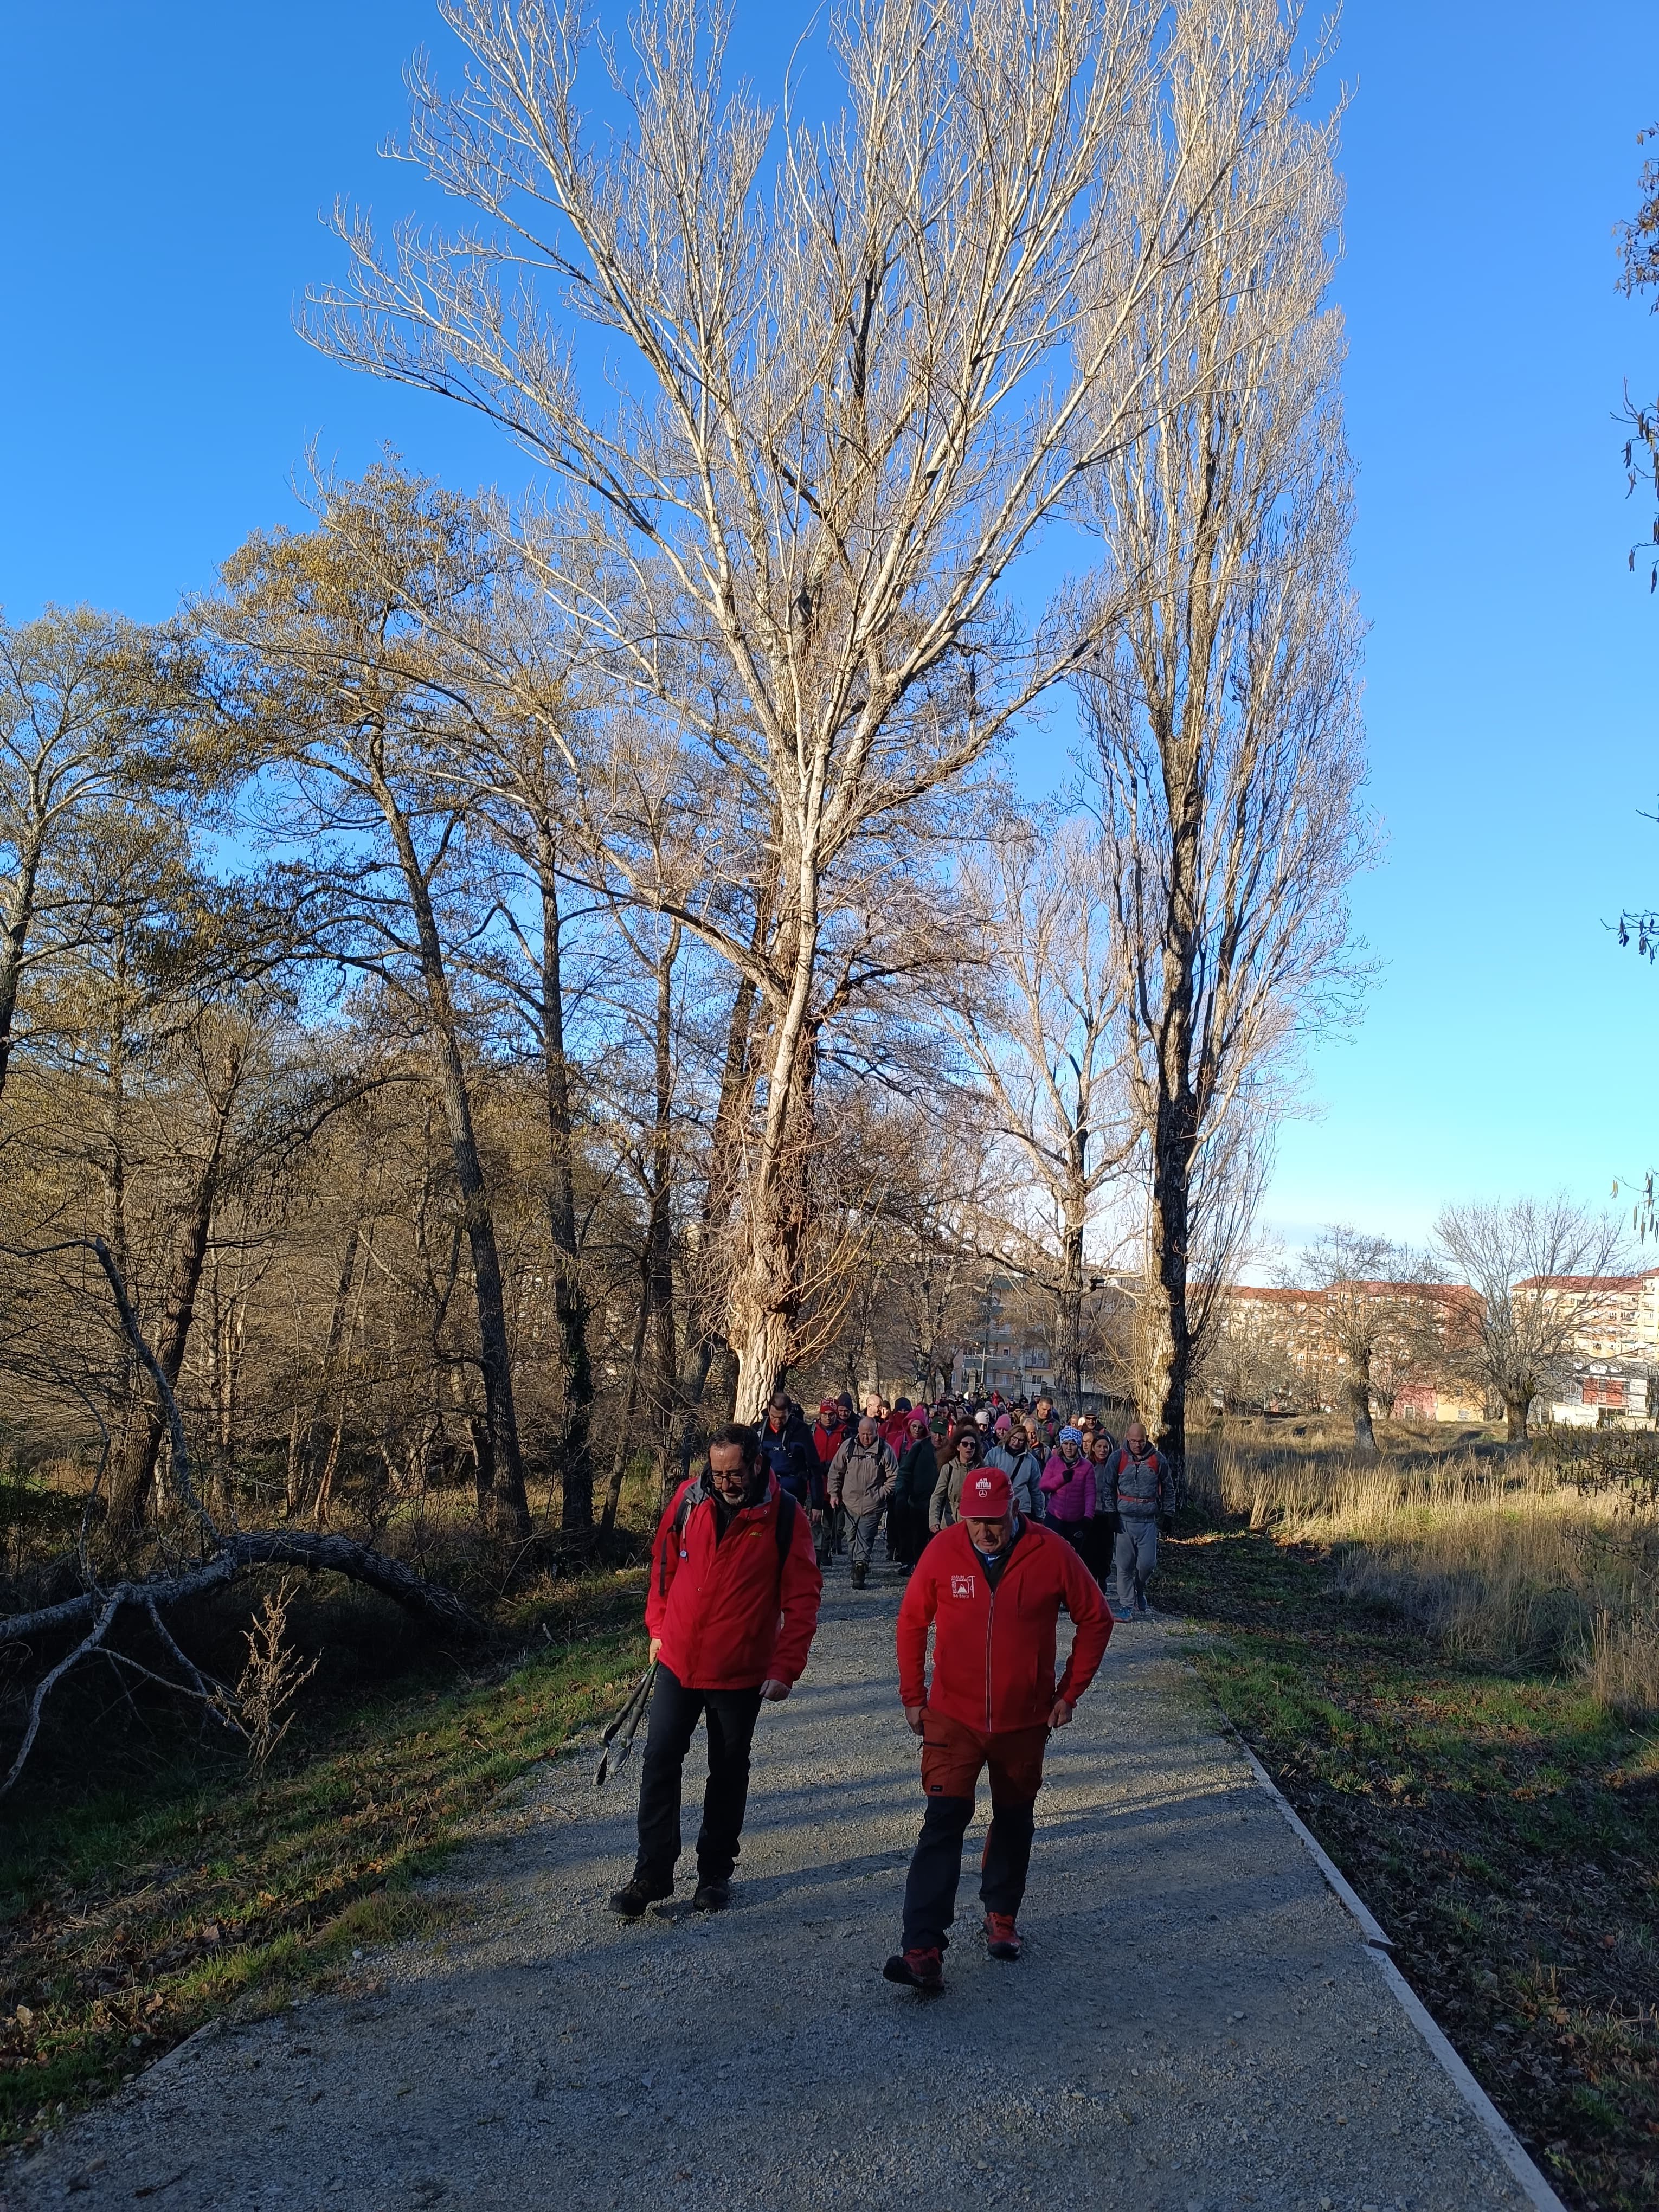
[983,1912,1022,1961]
[883,1946,944,1992]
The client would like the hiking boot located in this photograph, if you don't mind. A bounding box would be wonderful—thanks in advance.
[983,1911,1022,1962]
[609,1875,672,1918]
[850,1565,867,1589]
[883,1946,944,1992]
[690,1877,730,1912]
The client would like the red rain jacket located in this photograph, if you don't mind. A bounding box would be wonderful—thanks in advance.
[897,1517,1112,1733]
[813,1418,847,1466]
[646,1474,824,1691]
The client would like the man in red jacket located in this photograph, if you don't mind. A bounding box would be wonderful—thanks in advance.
[884,1464,1111,1991]
[611,1423,823,1919]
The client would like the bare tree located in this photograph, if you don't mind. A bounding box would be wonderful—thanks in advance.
[0,611,185,1104]
[210,498,535,1537]
[304,0,1284,1419]
[1290,1226,1450,1452]
[1433,1196,1626,1441]
[1079,0,1371,1472]
[953,813,1135,1405]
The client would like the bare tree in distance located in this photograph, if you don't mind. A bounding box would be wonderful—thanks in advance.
[304,0,1295,1419]
[1432,1196,1626,1442]
[1291,1225,1446,1454]
[1079,0,1372,1473]
[953,812,1136,1407]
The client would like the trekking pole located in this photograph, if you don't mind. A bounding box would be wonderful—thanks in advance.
[594,1662,657,1787]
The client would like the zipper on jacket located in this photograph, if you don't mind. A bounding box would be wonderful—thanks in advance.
[985,1584,995,1730]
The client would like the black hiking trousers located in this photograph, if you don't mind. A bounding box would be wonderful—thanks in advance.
[901,1793,1037,1953]
[633,1663,764,1888]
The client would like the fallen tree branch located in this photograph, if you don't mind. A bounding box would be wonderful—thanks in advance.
[0,1242,488,1795]
[1,1531,488,1649]
[1,1592,123,1796]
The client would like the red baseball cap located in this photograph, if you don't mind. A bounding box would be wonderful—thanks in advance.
[957,1467,1012,1517]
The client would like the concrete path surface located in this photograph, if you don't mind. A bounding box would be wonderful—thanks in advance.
[3,1571,1535,2212]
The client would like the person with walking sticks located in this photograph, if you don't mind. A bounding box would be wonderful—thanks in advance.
[884,1464,1111,1992]
[610,1423,823,1919]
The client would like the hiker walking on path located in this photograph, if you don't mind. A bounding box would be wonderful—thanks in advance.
[611,1423,822,1919]
[1086,1427,1120,1578]
[884,1464,1112,1992]
[1039,1427,1107,1586]
[757,1393,816,1506]
[890,1412,937,1571]
[986,1418,1046,1522]
[827,1416,898,1588]
[1103,1420,1174,1619]
[811,1400,848,1564]
[928,1427,984,1533]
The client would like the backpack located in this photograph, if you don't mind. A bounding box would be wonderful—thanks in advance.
[659,1478,798,1597]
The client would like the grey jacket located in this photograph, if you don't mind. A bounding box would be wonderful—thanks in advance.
[828,1435,897,1517]
[984,1442,1045,1519]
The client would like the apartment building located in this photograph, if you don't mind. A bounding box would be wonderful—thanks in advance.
[1210,1279,1479,1418]
[1514,1272,1659,1360]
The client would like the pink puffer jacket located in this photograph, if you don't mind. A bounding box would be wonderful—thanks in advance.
[1039,1452,1096,1523]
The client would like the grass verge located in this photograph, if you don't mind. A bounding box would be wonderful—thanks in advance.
[0,1576,647,2151]
[1161,1515,1659,2212]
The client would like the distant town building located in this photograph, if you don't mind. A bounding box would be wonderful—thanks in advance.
[1209,1279,1479,1420]
[1514,1272,1659,1362]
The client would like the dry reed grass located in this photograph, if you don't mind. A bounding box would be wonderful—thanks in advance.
[1186,1431,1659,1716]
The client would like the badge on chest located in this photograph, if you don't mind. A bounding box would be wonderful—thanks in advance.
[950,1573,976,1599]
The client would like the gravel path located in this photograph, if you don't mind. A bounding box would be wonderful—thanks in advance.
[4,1570,1534,2212]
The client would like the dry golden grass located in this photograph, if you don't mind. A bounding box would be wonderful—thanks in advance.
[1186,1427,1659,1715]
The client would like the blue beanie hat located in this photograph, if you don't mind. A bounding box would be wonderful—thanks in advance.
[1058,1425,1084,1445]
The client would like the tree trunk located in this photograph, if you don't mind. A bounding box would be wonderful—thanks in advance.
[601,1262,651,1534]
[535,820,595,1532]
[106,1064,240,1535]
[1347,1370,1378,1454]
[1060,1164,1086,1410]
[375,768,529,1539]
[642,924,680,1481]
[731,963,819,1423]
[658,954,760,1491]
[1504,1393,1531,1442]
[0,828,43,1106]
[716,1343,742,1422]
[1144,1085,1198,1485]
[300,1220,363,1509]
[103,947,135,1423]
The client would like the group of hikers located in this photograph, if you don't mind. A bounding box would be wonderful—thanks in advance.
[609,1386,1175,1995]
[754,1385,1172,1617]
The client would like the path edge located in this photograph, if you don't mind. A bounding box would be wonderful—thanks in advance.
[1225,1727,1392,1947]
[1366,1947,1568,2212]
[1211,1692,1568,2212]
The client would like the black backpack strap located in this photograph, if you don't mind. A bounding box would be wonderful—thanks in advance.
[662,1477,707,1597]
[775,1489,797,1573]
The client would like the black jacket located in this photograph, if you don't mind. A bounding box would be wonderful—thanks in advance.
[757,1410,816,1503]
[893,1435,938,1509]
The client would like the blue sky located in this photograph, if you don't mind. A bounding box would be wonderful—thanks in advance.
[1,0,1654,1259]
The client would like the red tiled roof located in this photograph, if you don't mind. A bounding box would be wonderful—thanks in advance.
[1225,1281,1473,1303]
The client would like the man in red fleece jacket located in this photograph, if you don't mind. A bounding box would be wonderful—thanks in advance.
[884,1464,1111,1991]
[610,1423,822,1919]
